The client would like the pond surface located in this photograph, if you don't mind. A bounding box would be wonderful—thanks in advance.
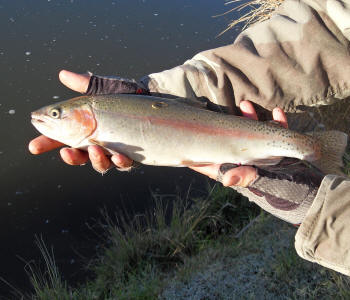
[0,0,241,296]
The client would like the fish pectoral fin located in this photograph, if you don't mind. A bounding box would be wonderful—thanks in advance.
[88,139,119,155]
[88,139,146,162]
[179,160,213,167]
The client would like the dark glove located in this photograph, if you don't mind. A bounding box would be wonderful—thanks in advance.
[219,158,325,224]
[85,74,149,96]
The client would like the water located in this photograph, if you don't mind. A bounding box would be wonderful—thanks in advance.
[0,0,241,296]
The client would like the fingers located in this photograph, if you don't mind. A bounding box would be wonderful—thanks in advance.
[222,166,257,187]
[87,146,133,173]
[59,70,91,93]
[60,147,89,165]
[239,100,258,120]
[272,107,288,129]
[240,100,288,127]
[241,100,288,129]
[189,164,257,188]
[29,135,65,154]
[87,145,112,173]
[60,145,133,173]
[189,164,220,181]
[61,146,108,171]
[44,140,133,173]
[111,153,133,169]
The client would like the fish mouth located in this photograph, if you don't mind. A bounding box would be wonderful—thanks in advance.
[31,113,45,123]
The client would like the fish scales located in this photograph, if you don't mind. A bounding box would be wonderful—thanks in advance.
[87,95,318,165]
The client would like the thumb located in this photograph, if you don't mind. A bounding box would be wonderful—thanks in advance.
[221,166,257,187]
[59,70,91,93]
[189,164,257,187]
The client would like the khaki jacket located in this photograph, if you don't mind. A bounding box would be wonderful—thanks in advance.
[140,0,350,275]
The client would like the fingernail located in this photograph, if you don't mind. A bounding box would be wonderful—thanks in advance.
[28,142,37,154]
[224,175,241,187]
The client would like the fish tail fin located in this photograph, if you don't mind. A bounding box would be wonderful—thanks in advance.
[308,130,348,176]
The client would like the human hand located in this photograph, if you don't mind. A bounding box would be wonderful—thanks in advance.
[189,100,288,187]
[192,101,326,225]
[28,70,133,173]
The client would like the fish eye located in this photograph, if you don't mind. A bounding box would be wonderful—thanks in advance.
[50,108,61,119]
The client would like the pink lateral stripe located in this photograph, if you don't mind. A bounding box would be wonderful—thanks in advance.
[111,110,268,139]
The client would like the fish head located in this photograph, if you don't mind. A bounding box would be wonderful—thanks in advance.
[31,96,96,147]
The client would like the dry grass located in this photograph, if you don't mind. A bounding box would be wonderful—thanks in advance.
[220,0,284,34]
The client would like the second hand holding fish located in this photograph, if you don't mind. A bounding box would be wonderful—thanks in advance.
[189,102,288,187]
[28,70,282,187]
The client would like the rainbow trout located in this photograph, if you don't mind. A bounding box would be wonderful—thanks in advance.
[31,94,348,175]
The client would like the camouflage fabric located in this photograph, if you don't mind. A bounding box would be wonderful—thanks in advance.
[295,175,350,276]
[141,0,350,134]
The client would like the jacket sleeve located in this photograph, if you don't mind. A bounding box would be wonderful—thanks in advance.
[295,174,350,276]
[140,1,350,275]
[140,0,350,116]
[234,173,350,275]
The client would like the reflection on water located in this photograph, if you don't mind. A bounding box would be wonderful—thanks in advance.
[0,0,241,295]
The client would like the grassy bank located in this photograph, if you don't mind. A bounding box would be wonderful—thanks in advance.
[13,184,259,299]
[10,170,350,299]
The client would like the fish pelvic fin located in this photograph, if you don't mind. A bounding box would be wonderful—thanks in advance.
[88,139,118,155]
[307,130,348,176]
[89,138,107,147]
